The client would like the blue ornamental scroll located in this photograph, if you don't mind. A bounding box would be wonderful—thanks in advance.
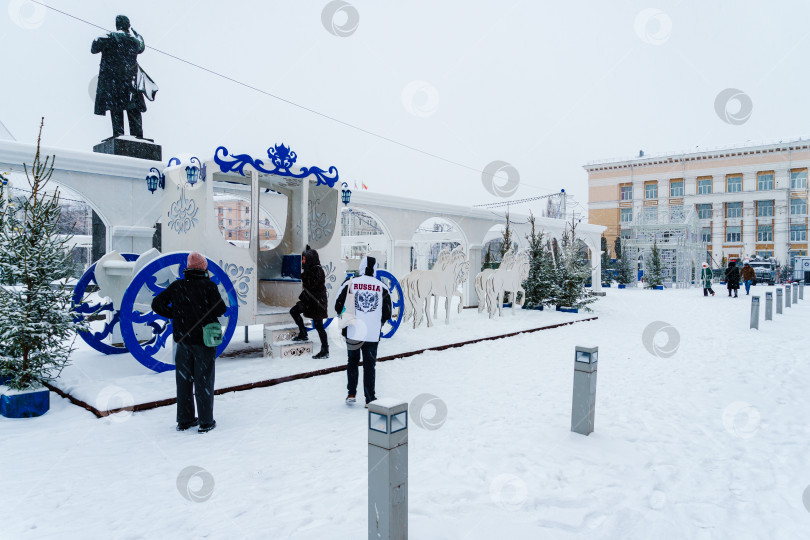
[214,144,339,188]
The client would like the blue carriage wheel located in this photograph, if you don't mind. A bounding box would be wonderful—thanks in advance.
[118,253,239,373]
[376,270,403,339]
[71,253,139,355]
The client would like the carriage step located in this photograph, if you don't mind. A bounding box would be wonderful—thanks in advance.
[263,324,302,357]
[270,340,314,358]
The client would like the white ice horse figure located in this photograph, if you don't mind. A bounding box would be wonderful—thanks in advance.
[485,250,530,318]
[474,249,515,315]
[400,248,452,328]
[430,246,470,324]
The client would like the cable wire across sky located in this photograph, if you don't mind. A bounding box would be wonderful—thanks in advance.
[29,0,551,197]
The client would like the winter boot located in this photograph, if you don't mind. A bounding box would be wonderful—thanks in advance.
[176,418,199,431]
[198,420,217,433]
[313,347,329,359]
[346,395,356,404]
[292,331,308,342]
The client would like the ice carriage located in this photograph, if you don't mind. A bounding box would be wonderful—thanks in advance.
[71,145,404,372]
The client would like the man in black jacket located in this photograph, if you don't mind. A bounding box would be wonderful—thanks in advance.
[290,246,329,359]
[152,252,226,433]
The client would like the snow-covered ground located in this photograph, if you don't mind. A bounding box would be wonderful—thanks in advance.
[3,285,810,539]
[54,299,589,409]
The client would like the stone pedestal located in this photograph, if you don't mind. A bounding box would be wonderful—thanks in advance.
[93,136,162,161]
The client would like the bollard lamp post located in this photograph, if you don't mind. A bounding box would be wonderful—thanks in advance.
[368,399,408,540]
[571,346,598,436]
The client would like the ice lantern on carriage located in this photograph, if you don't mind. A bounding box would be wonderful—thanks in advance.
[72,144,348,373]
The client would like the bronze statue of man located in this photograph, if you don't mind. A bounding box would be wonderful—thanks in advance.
[91,15,157,139]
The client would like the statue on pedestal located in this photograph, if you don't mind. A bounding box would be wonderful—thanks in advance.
[91,15,158,139]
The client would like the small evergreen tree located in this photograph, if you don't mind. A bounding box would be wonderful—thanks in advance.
[645,239,664,288]
[554,218,596,311]
[600,236,611,285]
[500,209,513,258]
[613,236,622,264]
[523,212,556,307]
[482,245,492,271]
[616,246,636,285]
[0,119,87,390]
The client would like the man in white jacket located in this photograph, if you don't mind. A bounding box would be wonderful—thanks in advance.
[334,256,392,406]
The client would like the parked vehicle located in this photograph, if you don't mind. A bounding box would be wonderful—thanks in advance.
[792,256,810,284]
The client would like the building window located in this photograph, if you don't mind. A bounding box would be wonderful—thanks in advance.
[791,170,807,189]
[644,206,658,222]
[726,202,742,218]
[756,251,773,258]
[697,204,712,219]
[757,173,774,190]
[670,205,684,221]
[757,225,773,242]
[621,229,631,240]
[790,198,807,215]
[726,176,742,193]
[265,230,270,238]
[790,224,807,242]
[228,219,232,225]
[218,219,223,227]
[246,207,250,215]
[757,200,774,217]
[645,183,658,199]
[228,231,233,238]
[620,185,633,201]
[701,227,711,243]
[697,178,712,194]
[670,180,684,197]
[726,226,742,243]
[620,208,633,223]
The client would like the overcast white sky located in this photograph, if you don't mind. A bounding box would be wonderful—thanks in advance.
[2,0,810,219]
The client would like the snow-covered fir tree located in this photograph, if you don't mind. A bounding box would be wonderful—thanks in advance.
[522,213,557,308]
[600,236,612,285]
[0,119,87,391]
[554,219,596,311]
[645,239,664,288]
[616,246,636,285]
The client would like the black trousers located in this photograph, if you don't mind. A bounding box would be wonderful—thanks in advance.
[703,287,714,296]
[347,340,378,404]
[175,341,216,425]
[290,302,328,349]
[110,108,143,138]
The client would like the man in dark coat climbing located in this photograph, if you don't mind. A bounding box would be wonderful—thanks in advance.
[152,252,227,433]
[725,260,741,298]
[91,15,156,138]
[290,245,330,359]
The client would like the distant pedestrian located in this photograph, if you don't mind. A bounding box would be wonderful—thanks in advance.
[334,256,392,407]
[290,245,329,359]
[151,252,226,433]
[740,260,755,295]
[701,262,715,296]
[725,260,740,298]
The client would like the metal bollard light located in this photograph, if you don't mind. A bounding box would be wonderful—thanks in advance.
[786,284,792,308]
[750,296,760,329]
[776,287,783,314]
[801,282,805,300]
[793,282,799,304]
[765,291,773,321]
[571,346,598,436]
[368,399,408,540]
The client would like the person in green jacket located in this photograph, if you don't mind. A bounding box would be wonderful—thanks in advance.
[701,262,715,296]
